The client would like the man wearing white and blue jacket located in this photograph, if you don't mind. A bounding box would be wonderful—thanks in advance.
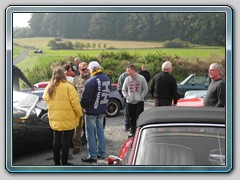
[80,61,111,163]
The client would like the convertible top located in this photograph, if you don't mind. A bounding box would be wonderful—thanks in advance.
[137,106,225,127]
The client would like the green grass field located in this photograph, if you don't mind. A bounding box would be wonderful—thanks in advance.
[13,37,225,71]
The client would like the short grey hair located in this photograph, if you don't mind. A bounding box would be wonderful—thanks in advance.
[210,63,224,77]
[162,61,172,71]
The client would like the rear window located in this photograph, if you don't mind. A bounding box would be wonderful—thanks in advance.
[135,125,225,166]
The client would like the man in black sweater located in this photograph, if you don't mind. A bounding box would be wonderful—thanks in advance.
[150,61,178,106]
[204,63,225,107]
[13,65,34,91]
[139,65,150,83]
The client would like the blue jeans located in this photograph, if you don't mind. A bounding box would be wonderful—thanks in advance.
[85,114,106,159]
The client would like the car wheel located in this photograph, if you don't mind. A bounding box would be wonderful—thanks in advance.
[106,99,120,117]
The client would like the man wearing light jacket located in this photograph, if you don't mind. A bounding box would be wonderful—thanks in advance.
[122,64,148,136]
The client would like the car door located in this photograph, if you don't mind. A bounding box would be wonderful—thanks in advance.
[25,113,53,152]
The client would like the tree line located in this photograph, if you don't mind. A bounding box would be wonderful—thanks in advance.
[13,12,225,46]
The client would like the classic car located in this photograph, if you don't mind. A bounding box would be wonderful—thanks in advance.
[108,106,225,166]
[184,90,207,99]
[177,74,210,98]
[177,97,204,107]
[175,90,207,107]
[32,82,124,117]
[13,91,52,156]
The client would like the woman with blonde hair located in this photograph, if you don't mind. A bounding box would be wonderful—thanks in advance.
[43,67,83,166]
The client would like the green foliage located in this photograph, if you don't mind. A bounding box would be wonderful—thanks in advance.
[13,13,226,46]
[163,38,191,48]
[76,53,98,63]
[99,50,133,61]
[47,40,57,47]
[65,41,73,49]
[14,38,225,86]
[20,51,225,88]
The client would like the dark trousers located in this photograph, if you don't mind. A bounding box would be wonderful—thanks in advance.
[154,98,172,107]
[124,100,130,129]
[128,101,144,135]
[53,129,74,165]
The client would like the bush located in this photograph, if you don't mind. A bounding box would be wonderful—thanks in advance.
[20,49,225,87]
[163,38,191,48]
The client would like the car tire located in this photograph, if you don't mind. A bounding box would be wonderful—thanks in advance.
[106,99,120,117]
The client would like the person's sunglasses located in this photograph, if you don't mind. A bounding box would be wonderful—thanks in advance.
[80,68,88,71]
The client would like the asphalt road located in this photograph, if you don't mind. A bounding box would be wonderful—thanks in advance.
[13,49,29,65]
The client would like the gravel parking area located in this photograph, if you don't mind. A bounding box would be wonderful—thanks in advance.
[13,101,153,166]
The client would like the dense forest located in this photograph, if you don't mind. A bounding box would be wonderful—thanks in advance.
[13,12,226,46]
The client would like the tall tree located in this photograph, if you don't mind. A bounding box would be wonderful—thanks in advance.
[28,13,46,37]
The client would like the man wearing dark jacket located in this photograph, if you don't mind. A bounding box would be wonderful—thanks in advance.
[13,65,33,91]
[150,61,178,106]
[138,65,150,83]
[81,61,111,163]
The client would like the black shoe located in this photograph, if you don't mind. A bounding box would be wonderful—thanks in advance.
[97,155,106,160]
[81,157,97,163]
[54,162,61,166]
[73,148,80,154]
[62,162,75,166]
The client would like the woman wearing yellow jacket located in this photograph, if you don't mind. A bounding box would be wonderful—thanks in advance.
[43,67,83,166]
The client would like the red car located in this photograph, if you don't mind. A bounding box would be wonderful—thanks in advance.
[108,106,226,168]
[177,97,204,107]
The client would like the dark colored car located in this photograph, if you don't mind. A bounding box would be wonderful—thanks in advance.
[108,106,225,166]
[177,74,210,98]
[106,84,125,117]
[32,82,124,117]
[13,91,52,156]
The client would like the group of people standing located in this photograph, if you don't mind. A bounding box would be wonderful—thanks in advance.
[13,58,225,166]
[43,58,111,165]
[118,61,225,137]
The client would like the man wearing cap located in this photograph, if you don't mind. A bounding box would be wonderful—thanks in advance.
[80,61,111,163]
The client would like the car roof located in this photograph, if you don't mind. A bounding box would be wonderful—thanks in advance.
[137,106,225,127]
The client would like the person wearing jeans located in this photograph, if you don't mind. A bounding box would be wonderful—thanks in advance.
[118,70,130,131]
[81,61,111,163]
[85,114,106,160]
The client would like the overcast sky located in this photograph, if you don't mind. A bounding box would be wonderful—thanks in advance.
[13,13,32,28]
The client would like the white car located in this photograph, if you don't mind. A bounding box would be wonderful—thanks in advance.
[184,90,207,99]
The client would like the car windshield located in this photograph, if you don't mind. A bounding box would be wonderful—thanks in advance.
[134,124,225,166]
[13,91,39,112]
